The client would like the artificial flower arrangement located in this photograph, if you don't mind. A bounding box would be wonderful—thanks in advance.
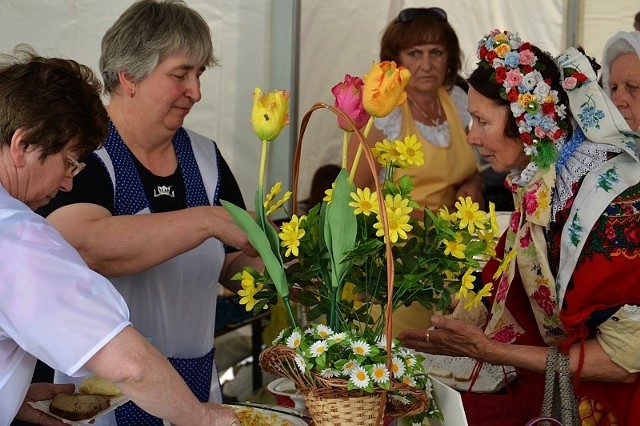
[222,61,501,425]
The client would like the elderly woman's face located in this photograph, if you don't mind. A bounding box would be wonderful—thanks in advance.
[398,44,448,93]
[466,87,528,173]
[609,52,640,131]
[132,54,205,133]
[9,130,77,210]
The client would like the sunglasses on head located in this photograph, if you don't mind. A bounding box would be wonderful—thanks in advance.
[397,7,447,23]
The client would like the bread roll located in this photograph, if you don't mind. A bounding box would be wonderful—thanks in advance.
[79,375,121,396]
[49,394,111,421]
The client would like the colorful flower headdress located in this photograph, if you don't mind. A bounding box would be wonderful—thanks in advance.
[477,29,571,182]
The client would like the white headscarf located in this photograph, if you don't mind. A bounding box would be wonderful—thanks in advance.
[601,31,640,97]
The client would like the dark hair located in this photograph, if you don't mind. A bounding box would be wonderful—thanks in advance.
[467,44,573,139]
[0,45,108,160]
[299,164,341,213]
[380,9,462,89]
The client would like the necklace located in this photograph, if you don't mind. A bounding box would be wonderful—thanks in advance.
[407,94,442,126]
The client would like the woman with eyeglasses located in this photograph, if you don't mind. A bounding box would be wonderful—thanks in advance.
[349,7,483,337]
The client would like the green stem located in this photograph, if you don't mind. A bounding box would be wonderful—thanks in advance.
[341,131,349,169]
[282,295,298,328]
[258,139,268,189]
[348,116,374,183]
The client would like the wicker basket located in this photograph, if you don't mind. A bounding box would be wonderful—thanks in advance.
[259,103,429,425]
[304,387,384,426]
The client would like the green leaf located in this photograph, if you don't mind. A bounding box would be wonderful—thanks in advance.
[254,189,283,265]
[396,175,414,196]
[221,200,288,297]
[322,170,357,289]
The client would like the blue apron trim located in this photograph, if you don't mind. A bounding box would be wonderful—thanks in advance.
[114,347,216,425]
[103,122,210,216]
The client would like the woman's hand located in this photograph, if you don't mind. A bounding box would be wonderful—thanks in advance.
[15,382,75,425]
[455,172,485,209]
[398,314,495,362]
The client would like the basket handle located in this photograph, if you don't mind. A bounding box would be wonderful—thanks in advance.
[291,103,394,426]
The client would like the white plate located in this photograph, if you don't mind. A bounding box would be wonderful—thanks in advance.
[28,394,129,425]
[423,354,516,393]
[228,404,307,426]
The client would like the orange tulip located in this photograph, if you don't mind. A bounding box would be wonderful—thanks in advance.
[362,61,411,118]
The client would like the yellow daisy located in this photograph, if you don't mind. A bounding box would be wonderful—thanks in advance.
[372,138,401,167]
[266,190,292,216]
[278,214,306,257]
[456,268,476,300]
[455,196,487,233]
[395,134,425,167]
[263,181,282,209]
[349,187,379,216]
[323,182,336,203]
[237,270,264,311]
[443,232,467,259]
[493,249,517,280]
[465,283,493,310]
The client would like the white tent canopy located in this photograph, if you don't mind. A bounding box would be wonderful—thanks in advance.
[1,0,637,206]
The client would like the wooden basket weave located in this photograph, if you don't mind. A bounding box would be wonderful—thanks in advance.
[259,344,429,421]
[259,103,429,425]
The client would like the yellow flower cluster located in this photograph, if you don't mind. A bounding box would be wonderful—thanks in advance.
[372,134,424,169]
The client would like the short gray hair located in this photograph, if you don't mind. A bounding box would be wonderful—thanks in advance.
[99,0,218,95]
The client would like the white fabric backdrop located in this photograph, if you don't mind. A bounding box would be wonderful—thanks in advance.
[0,0,269,205]
[1,0,638,205]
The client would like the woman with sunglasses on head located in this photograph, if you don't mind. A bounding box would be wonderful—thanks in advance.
[349,7,483,337]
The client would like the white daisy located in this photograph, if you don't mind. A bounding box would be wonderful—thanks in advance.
[349,366,370,389]
[304,327,314,334]
[316,324,333,338]
[401,375,417,387]
[375,335,387,349]
[286,331,302,349]
[404,355,417,368]
[329,332,347,343]
[272,329,286,346]
[391,356,406,378]
[342,359,359,374]
[350,340,371,356]
[309,340,328,357]
[370,363,390,384]
[294,354,307,373]
[319,368,337,379]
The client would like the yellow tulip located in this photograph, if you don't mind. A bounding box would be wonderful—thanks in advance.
[251,87,290,141]
[362,61,411,118]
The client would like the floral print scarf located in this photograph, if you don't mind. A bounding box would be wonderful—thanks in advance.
[483,48,640,346]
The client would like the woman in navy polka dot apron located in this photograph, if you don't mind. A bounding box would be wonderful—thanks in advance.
[37,1,261,425]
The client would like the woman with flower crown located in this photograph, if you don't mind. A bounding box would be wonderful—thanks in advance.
[348,6,484,339]
[400,29,640,425]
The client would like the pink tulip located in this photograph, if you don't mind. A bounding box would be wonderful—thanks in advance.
[331,74,370,131]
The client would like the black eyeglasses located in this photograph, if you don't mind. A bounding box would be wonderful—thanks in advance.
[397,7,447,23]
